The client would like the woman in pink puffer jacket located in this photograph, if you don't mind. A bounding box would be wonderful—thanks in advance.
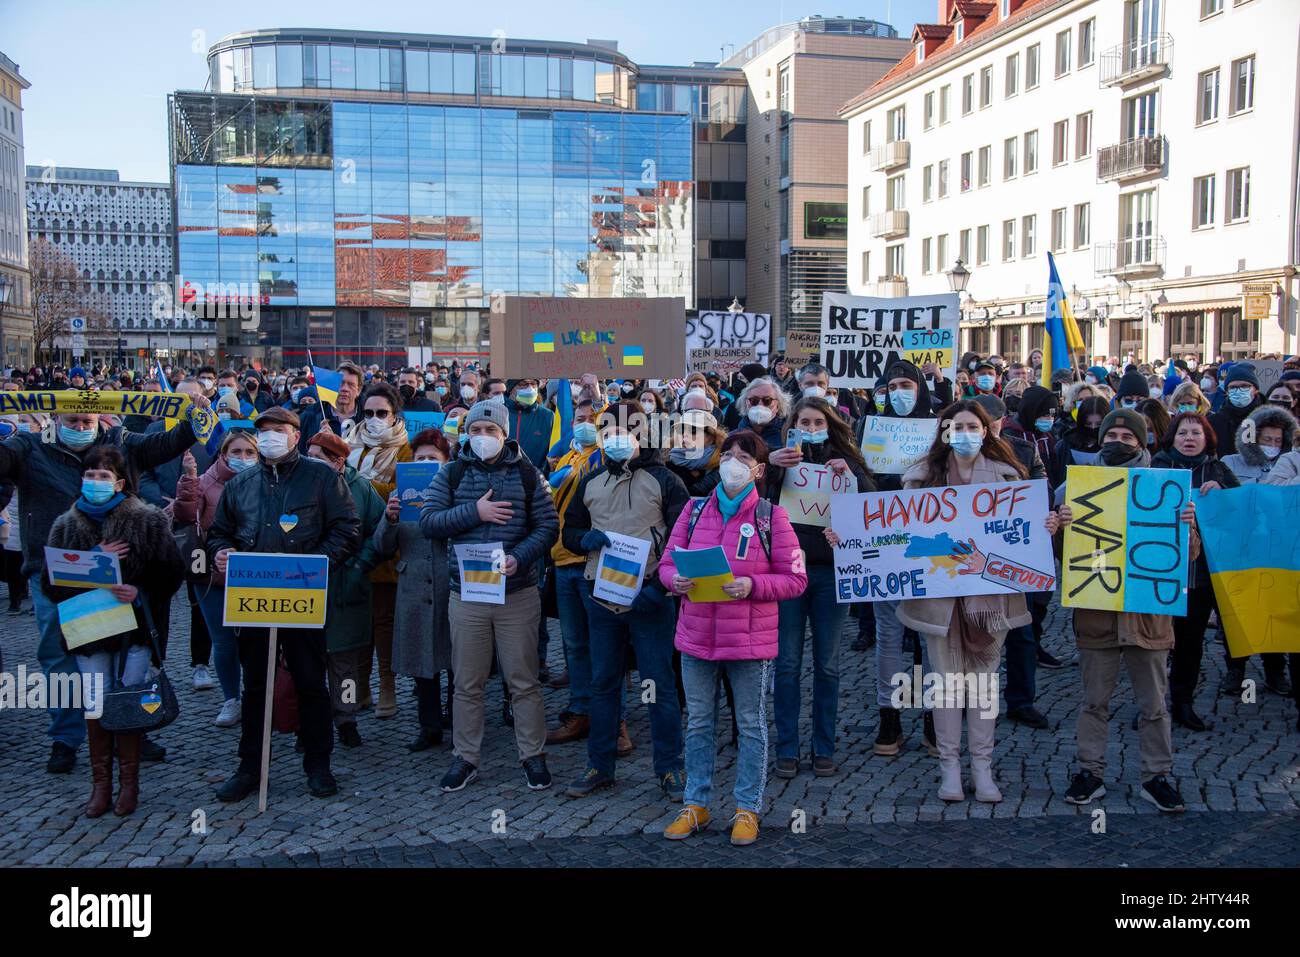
[658,431,806,847]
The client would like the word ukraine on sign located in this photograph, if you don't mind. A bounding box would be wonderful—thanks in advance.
[859,416,940,474]
[1060,466,1191,616]
[779,462,856,528]
[224,552,329,628]
[1196,483,1300,655]
[831,479,1056,603]
[685,311,771,371]
[820,292,959,389]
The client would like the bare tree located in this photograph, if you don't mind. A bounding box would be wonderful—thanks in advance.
[28,239,110,366]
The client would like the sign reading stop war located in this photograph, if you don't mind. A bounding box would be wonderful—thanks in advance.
[779,463,857,528]
[224,552,329,628]
[1060,466,1191,616]
[820,292,960,389]
[685,311,771,371]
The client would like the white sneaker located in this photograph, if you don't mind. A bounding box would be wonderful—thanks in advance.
[193,664,217,691]
[214,698,242,727]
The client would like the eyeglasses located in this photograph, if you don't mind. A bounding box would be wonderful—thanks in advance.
[362,409,392,419]
[749,395,778,407]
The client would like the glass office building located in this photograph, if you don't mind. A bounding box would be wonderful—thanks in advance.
[170,31,696,367]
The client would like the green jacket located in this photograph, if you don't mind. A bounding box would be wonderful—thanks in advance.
[326,466,386,653]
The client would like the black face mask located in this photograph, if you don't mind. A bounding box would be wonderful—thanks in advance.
[399,384,416,401]
[1099,441,1140,467]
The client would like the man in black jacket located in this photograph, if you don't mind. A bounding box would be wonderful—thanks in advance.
[206,407,361,801]
[1208,363,1264,457]
[397,367,441,413]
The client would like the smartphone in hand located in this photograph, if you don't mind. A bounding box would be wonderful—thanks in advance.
[786,428,803,448]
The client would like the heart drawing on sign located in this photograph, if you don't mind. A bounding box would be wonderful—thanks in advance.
[279,514,298,532]
[62,553,81,562]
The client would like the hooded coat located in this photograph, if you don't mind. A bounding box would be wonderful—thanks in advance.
[1220,406,1298,484]
[1002,385,1059,480]
[1208,393,1265,457]
[853,359,934,493]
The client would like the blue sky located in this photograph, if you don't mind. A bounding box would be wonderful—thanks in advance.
[7,0,932,182]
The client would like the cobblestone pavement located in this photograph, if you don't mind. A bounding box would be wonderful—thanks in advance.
[1,596,1296,867]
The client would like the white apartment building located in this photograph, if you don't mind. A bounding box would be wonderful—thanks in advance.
[842,0,1300,365]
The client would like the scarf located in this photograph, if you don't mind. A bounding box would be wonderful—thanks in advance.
[74,491,126,524]
[347,418,409,482]
[669,446,715,471]
[1099,443,1151,469]
[715,482,753,524]
[1165,447,1209,469]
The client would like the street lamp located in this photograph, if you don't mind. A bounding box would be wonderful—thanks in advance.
[946,259,972,295]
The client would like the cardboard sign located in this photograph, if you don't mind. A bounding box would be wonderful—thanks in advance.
[859,416,940,474]
[45,547,122,590]
[455,542,506,604]
[831,479,1056,603]
[1246,360,1286,394]
[685,311,771,371]
[670,546,734,603]
[223,552,330,628]
[403,410,446,436]
[783,330,821,364]
[820,292,960,389]
[395,461,441,521]
[1060,466,1191,616]
[491,297,686,378]
[592,532,652,607]
[58,589,137,650]
[779,462,857,528]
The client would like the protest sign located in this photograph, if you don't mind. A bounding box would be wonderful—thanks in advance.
[685,310,771,370]
[830,479,1056,603]
[403,410,446,436]
[1060,466,1191,616]
[820,292,960,389]
[0,390,220,449]
[686,346,756,376]
[592,532,652,607]
[395,461,440,521]
[859,416,940,474]
[455,542,507,604]
[45,547,122,589]
[670,546,734,603]
[779,462,857,528]
[1196,484,1300,655]
[1246,360,1286,394]
[491,297,685,378]
[783,330,821,364]
[223,552,329,628]
[58,590,138,650]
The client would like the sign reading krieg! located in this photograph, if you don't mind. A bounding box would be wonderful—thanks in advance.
[223,552,329,628]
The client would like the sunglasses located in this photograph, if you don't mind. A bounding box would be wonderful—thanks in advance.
[362,409,393,419]
[750,395,778,407]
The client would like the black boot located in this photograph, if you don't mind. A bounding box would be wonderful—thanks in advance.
[1219,665,1246,697]
[1172,702,1208,732]
[408,727,443,752]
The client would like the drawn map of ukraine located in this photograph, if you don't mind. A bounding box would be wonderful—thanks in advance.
[903,532,963,578]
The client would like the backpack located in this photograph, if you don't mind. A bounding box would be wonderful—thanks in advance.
[442,453,538,526]
[684,496,772,562]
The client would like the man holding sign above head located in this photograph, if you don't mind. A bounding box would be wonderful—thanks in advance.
[205,406,362,803]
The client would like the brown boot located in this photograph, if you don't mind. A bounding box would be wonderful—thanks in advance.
[546,712,590,745]
[84,719,113,818]
[617,720,634,758]
[376,672,397,719]
[113,733,141,816]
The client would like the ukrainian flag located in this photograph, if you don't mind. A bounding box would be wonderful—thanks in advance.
[1041,252,1086,388]
[599,553,643,589]
[461,559,502,586]
[533,331,556,353]
[312,366,342,407]
[547,378,574,459]
[622,346,645,367]
[57,589,138,651]
[1197,484,1300,655]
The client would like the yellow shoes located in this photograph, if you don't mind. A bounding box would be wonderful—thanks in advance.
[729,810,759,846]
[663,805,709,840]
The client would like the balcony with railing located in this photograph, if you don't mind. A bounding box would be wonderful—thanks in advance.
[1100,34,1172,87]
[1095,237,1166,278]
[1097,136,1165,182]
[870,140,910,172]
[870,209,909,238]
[873,277,909,297]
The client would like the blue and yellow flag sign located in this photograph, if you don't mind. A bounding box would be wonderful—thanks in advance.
[0,390,219,450]
[1197,484,1300,655]
[1060,465,1191,616]
[223,552,329,628]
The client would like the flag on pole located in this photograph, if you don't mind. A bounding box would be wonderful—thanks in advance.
[547,378,575,459]
[1041,252,1086,388]
[311,366,342,407]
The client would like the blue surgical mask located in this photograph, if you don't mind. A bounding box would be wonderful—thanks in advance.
[291,387,305,402]
[80,478,116,504]
[889,388,917,415]
[603,434,636,462]
[573,422,598,447]
[218,386,235,397]
[976,375,996,391]
[1177,403,1197,415]
[1228,387,1253,408]
[227,455,256,472]
[1034,416,1054,434]
[59,424,95,449]
[802,430,829,444]
[949,431,984,457]
[436,386,448,397]
[1121,398,1139,409]
[458,432,470,447]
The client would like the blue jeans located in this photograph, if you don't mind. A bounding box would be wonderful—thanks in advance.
[583,584,682,777]
[775,563,847,759]
[1003,624,1037,711]
[197,586,242,702]
[554,564,592,716]
[874,598,932,709]
[682,654,770,813]
[30,573,84,748]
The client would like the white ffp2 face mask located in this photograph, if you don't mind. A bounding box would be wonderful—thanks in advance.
[747,405,774,426]
[470,434,503,460]
[719,458,754,490]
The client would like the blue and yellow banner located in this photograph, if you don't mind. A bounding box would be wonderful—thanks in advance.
[223,552,329,628]
[599,554,642,589]
[670,545,735,603]
[1042,252,1086,388]
[0,390,218,453]
[311,367,342,407]
[1197,484,1300,655]
[57,589,138,651]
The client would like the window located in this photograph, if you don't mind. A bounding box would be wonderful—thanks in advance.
[1053,120,1069,165]
[1024,130,1039,174]
[1075,111,1093,158]
[1004,136,1018,179]
[1120,190,1156,263]
[1079,18,1096,67]
[1026,44,1041,89]
[887,106,906,142]
[937,234,949,271]
[1056,30,1072,77]
[1201,0,1223,16]
[1197,69,1220,124]
[1005,53,1019,97]
[861,185,871,219]
[956,19,965,42]
[1074,202,1091,248]
[861,250,871,284]
[886,243,905,279]
[1022,215,1037,257]
[977,224,990,265]
[778,64,791,112]
[979,66,993,108]
[923,165,934,202]
[938,159,950,198]
[959,228,971,263]
[1123,90,1158,139]
[1002,219,1016,261]
[1226,167,1250,222]
[1051,207,1068,251]
[1230,56,1255,114]
[863,119,872,154]
[962,74,974,114]
[922,237,933,274]
[961,151,973,191]
[939,85,951,124]
[978,145,991,187]
[924,91,935,130]
[887,174,906,210]
[1193,174,1216,228]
